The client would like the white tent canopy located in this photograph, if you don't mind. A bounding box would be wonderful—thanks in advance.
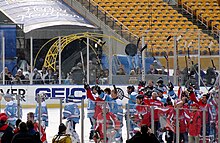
[0,0,95,33]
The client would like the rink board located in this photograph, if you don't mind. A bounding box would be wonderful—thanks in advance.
[0,85,210,108]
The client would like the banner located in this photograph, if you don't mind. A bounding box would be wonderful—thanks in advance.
[0,0,95,33]
[0,85,210,106]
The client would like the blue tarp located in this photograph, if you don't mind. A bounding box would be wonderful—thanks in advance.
[0,25,17,75]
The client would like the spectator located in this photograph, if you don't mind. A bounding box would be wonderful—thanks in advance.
[129,69,136,75]
[45,68,54,84]
[64,72,73,85]
[147,64,158,74]
[126,125,159,143]
[52,123,72,143]
[99,69,109,84]
[11,122,35,143]
[41,67,48,84]
[0,67,11,81]
[33,68,43,84]
[23,73,30,84]
[135,66,141,75]
[14,119,22,134]
[12,74,23,84]
[117,66,126,75]
[26,120,36,135]
[26,120,41,143]
[27,112,47,143]
[5,71,13,84]
[17,68,25,80]
[0,113,14,143]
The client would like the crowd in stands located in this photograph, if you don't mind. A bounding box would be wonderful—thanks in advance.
[0,58,218,87]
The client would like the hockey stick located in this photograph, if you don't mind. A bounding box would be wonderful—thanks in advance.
[136,37,141,49]
[164,52,169,81]
[183,41,189,80]
[187,43,212,92]
[208,41,216,69]
[80,51,87,84]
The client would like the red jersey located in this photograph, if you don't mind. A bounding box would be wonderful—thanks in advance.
[198,101,213,123]
[134,103,151,127]
[167,108,190,133]
[148,99,163,121]
[95,112,120,139]
[86,89,104,119]
[33,122,47,143]
[188,111,202,136]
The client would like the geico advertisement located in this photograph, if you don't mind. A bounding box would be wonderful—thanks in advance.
[0,85,128,100]
[0,85,209,103]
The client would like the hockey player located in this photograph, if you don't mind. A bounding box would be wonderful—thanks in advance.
[188,103,201,143]
[95,87,123,142]
[167,82,177,100]
[156,77,167,93]
[198,93,213,137]
[167,101,190,143]
[27,112,47,143]
[126,85,138,137]
[94,104,120,143]
[138,81,146,95]
[87,86,97,141]
[133,94,151,127]
[109,89,123,142]
[4,93,17,128]
[146,92,163,134]
[63,96,80,143]
[34,93,48,130]
[144,80,155,98]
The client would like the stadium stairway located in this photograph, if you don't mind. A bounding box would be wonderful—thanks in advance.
[168,2,219,41]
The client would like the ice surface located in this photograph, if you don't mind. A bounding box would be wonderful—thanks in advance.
[22,108,128,143]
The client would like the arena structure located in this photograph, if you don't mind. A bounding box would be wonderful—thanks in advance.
[0,0,220,143]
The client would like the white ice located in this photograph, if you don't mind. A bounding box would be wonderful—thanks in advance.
[21,108,128,143]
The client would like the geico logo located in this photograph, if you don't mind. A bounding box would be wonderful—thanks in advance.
[35,88,86,99]
[0,88,26,95]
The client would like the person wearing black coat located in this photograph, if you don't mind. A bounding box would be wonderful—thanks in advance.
[126,125,160,143]
[11,122,36,143]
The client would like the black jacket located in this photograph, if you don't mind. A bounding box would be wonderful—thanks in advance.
[11,131,35,143]
[0,124,14,143]
[126,132,160,143]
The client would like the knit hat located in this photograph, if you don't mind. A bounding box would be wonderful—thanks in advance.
[0,113,8,122]
[58,123,66,134]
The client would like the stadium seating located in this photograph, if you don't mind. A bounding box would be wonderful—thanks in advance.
[181,0,220,35]
[93,0,219,56]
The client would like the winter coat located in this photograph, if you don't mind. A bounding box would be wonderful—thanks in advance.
[11,131,35,143]
[52,134,71,143]
[0,123,14,143]
[126,132,160,143]
[188,111,202,136]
